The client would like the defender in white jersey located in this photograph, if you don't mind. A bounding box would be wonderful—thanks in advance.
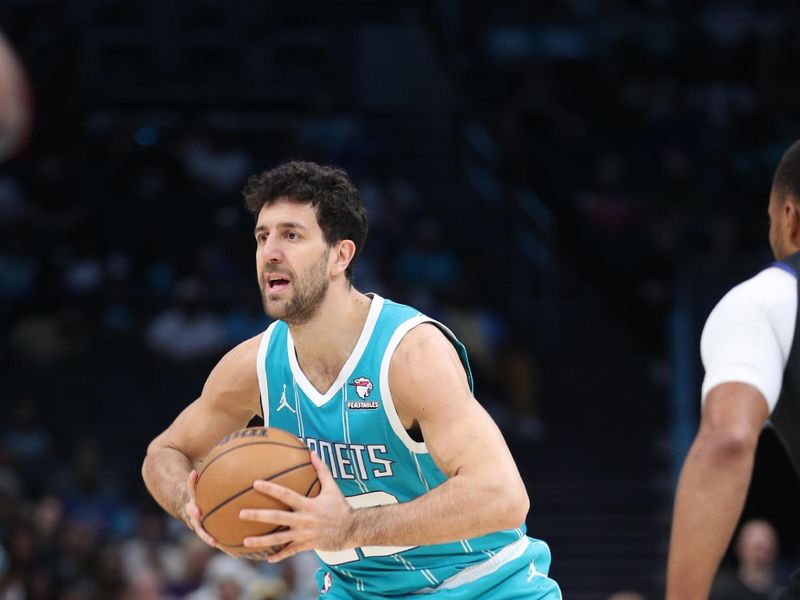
[667,140,800,600]
[142,161,560,599]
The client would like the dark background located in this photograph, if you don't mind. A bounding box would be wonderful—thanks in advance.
[1,1,800,599]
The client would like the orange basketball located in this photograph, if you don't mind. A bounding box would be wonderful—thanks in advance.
[194,427,320,559]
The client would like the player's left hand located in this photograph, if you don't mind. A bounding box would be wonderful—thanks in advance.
[240,451,354,562]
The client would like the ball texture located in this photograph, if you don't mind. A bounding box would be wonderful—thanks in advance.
[194,427,320,559]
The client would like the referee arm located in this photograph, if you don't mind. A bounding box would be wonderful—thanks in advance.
[666,382,768,599]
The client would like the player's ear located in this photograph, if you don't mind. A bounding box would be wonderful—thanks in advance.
[331,240,356,277]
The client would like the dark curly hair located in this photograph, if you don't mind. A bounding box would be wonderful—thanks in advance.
[243,161,368,282]
[774,139,800,203]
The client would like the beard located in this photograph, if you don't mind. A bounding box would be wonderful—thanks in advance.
[260,249,330,326]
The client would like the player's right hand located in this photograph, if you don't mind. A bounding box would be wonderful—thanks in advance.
[184,470,235,557]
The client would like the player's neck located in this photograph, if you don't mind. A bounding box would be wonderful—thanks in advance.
[288,286,372,375]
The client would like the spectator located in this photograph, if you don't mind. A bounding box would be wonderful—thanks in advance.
[0,468,23,543]
[184,554,286,600]
[52,438,124,536]
[164,535,213,599]
[146,279,227,362]
[391,218,461,296]
[710,519,779,600]
[31,496,63,569]
[180,130,253,195]
[2,397,52,495]
[122,567,164,600]
[120,512,183,589]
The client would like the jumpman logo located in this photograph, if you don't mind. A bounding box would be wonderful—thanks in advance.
[277,384,295,413]
[527,560,538,582]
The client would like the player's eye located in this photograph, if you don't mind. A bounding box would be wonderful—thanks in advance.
[286,231,300,240]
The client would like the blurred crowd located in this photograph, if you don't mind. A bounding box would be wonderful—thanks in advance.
[0,394,320,600]
[2,1,800,598]
[460,2,800,353]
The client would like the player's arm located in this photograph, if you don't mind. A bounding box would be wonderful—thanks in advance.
[142,334,262,528]
[665,382,768,600]
[666,271,791,599]
[241,323,529,559]
[344,322,530,545]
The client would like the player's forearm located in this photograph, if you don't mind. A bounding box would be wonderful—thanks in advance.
[142,445,194,524]
[345,474,527,548]
[666,434,757,600]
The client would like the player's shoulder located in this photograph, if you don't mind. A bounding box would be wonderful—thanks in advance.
[211,333,264,378]
[372,294,458,365]
[718,264,796,312]
[395,321,448,352]
[228,332,264,359]
[201,333,265,408]
[390,322,461,386]
[375,294,422,323]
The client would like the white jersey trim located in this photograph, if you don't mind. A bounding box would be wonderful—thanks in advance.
[380,315,434,454]
[287,294,384,408]
[411,537,530,594]
[701,265,797,413]
[257,321,279,425]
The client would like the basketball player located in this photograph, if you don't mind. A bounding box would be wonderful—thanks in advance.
[666,140,800,599]
[142,162,561,599]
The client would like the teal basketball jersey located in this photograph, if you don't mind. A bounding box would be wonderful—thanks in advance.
[256,294,532,597]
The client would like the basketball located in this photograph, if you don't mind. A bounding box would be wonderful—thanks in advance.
[194,427,320,559]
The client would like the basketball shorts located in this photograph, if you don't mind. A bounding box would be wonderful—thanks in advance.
[315,537,562,600]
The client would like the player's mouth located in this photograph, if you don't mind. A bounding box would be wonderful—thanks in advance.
[266,274,291,293]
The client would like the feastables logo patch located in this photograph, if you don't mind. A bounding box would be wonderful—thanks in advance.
[348,377,378,409]
[350,377,374,398]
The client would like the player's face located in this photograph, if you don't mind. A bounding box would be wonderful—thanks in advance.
[255,199,332,325]
[768,189,786,259]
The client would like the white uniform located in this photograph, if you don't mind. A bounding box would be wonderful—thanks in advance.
[700,265,797,412]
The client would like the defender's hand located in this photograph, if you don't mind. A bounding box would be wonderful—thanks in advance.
[239,452,354,562]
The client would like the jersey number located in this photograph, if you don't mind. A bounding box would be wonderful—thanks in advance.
[315,491,417,565]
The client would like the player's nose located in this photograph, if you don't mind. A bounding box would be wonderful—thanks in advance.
[259,236,284,262]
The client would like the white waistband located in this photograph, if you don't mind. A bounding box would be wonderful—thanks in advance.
[413,536,530,594]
